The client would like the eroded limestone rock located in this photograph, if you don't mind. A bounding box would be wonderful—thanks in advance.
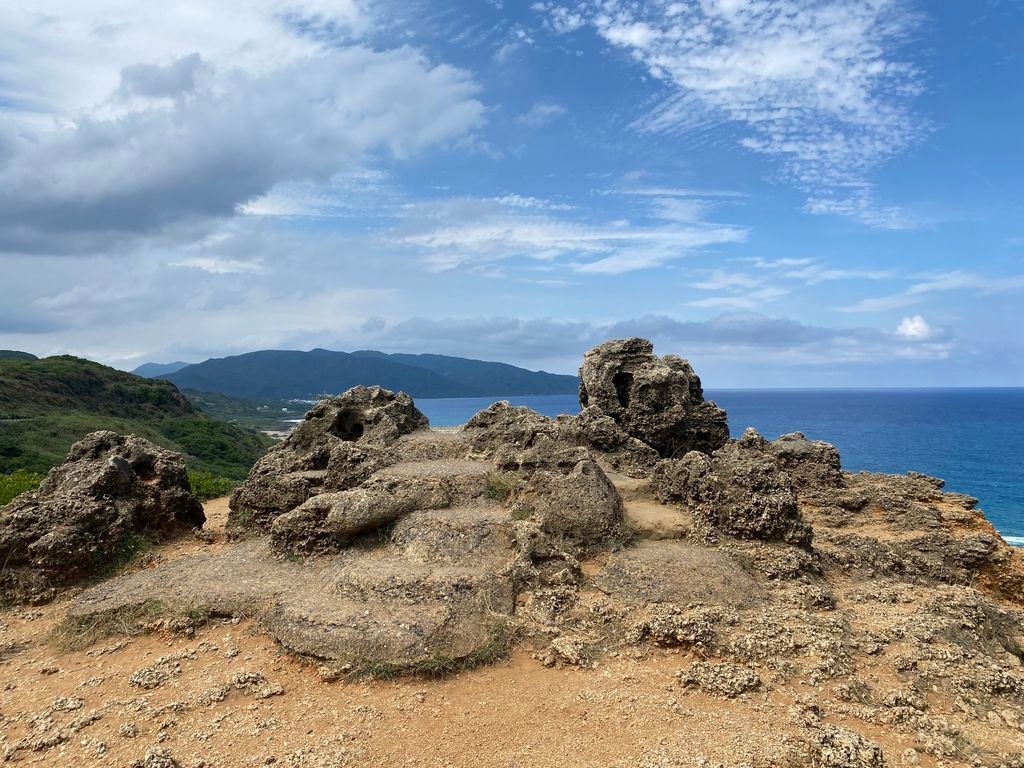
[578,337,729,457]
[652,428,812,547]
[0,431,203,603]
[229,386,428,532]
[513,451,624,545]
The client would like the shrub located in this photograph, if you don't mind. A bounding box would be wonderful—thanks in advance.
[484,471,518,502]
[188,472,237,501]
[0,469,44,506]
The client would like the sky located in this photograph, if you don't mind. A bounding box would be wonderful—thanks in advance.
[1,0,1023,387]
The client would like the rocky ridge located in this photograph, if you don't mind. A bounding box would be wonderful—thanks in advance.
[2,338,1023,767]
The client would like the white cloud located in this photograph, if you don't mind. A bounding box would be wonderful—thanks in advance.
[388,195,747,274]
[538,0,925,227]
[515,101,568,127]
[0,3,485,255]
[840,270,1024,312]
[687,287,788,310]
[689,270,760,291]
[357,311,955,370]
[171,257,263,275]
[895,315,934,341]
[1,1,370,121]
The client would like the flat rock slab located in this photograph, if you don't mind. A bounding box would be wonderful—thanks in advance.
[394,429,472,461]
[67,535,514,665]
[593,540,760,607]
[623,499,691,540]
[391,505,515,565]
[372,459,490,481]
[368,459,493,505]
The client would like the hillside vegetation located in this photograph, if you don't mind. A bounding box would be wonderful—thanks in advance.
[0,351,37,361]
[161,348,578,400]
[0,356,273,479]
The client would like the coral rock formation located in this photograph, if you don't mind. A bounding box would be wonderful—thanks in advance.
[652,427,813,546]
[228,386,429,532]
[0,431,203,603]
[37,338,1024,767]
[578,337,730,457]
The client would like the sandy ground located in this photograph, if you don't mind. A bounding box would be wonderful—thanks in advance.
[0,497,1017,768]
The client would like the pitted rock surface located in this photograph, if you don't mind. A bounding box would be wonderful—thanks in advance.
[0,431,203,603]
[577,337,729,457]
[228,386,429,532]
[652,428,812,547]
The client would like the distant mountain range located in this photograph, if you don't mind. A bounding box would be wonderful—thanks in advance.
[132,360,190,378]
[0,351,37,361]
[142,348,579,400]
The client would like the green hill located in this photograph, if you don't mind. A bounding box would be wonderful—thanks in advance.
[0,351,37,361]
[0,356,273,480]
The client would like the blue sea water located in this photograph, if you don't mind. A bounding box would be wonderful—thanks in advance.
[416,389,1024,542]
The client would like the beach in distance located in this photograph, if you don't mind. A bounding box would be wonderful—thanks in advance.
[417,388,1024,543]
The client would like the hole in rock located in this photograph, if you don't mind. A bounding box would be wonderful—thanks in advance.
[330,408,366,441]
[131,457,157,482]
[612,372,633,408]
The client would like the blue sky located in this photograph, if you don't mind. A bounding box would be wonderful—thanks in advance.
[1,0,1022,386]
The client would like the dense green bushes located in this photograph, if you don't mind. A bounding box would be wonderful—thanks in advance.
[0,469,44,506]
[188,472,237,501]
[0,356,274,479]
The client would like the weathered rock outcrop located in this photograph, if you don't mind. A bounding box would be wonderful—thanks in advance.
[0,431,203,603]
[578,337,729,457]
[652,428,812,547]
[770,431,844,491]
[464,399,658,478]
[51,337,1024,767]
[229,386,428,532]
[511,449,624,545]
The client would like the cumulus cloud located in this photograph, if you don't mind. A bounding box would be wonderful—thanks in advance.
[0,48,483,254]
[536,0,925,227]
[895,315,935,341]
[116,53,204,100]
[0,3,484,255]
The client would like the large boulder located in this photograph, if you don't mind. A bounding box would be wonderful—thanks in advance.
[0,431,204,603]
[513,449,624,545]
[464,399,659,478]
[770,432,844,490]
[653,428,812,547]
[578,338,729,458]
[229,386,428,532]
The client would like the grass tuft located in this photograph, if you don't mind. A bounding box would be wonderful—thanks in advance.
[0,470,44,506]
[484,472,518,503]
[52,600,170,651]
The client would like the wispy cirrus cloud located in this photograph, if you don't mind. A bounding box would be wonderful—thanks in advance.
[388,195,747,274]
[839,270,1024,312]
[535,0,926,228]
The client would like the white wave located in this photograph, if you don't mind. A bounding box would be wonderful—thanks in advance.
[1004,536,1024,548]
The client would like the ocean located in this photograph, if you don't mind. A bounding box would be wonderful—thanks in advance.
[415,389,1024,544]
